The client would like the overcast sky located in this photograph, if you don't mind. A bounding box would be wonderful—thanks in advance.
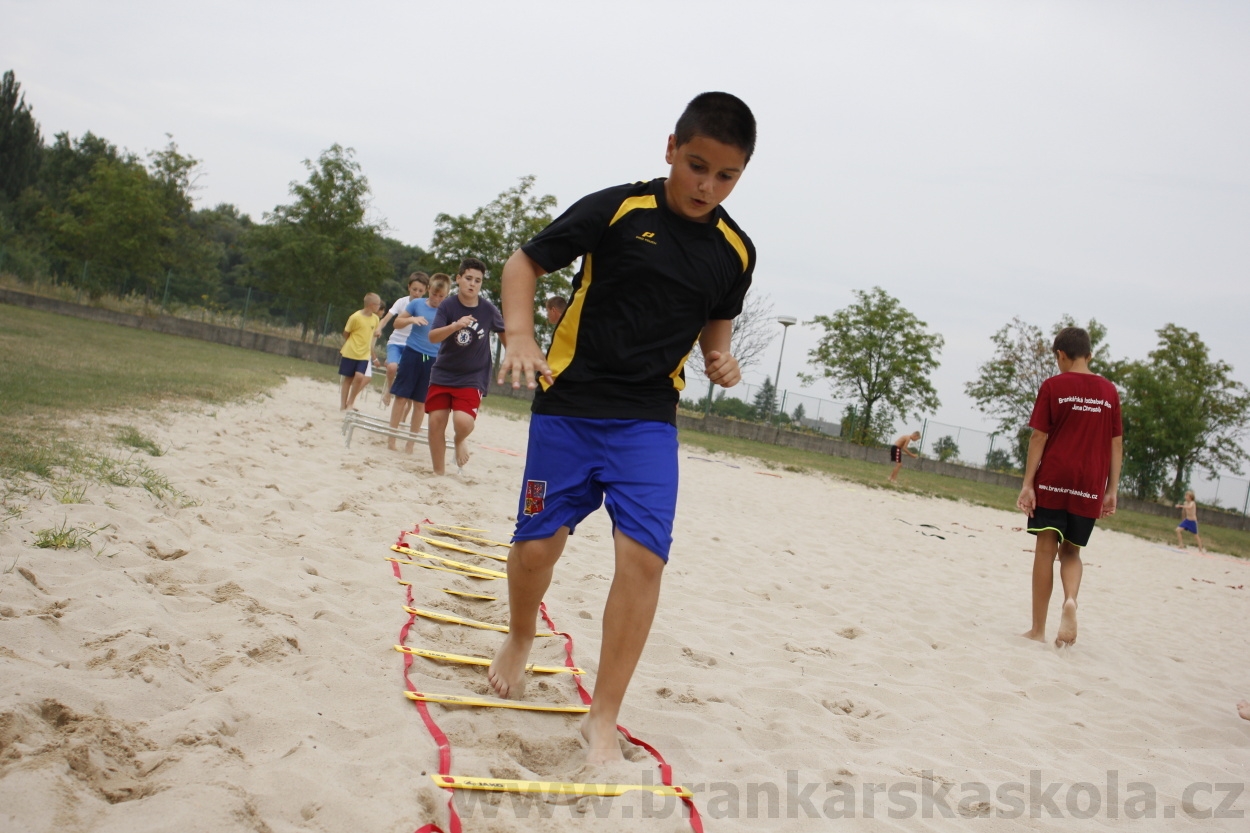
[5,0,1248,450]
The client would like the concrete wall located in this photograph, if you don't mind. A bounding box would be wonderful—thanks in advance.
[1,287,341,365]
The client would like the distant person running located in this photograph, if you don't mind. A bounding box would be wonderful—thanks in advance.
[1174,490,1205,552]
[376,272,429,407]
[888,431,921,482]
[425,259,504,475]
[338,293,381,411]
[387,273,449,452]
[489,92,757,765]
[1017,327,1122,647]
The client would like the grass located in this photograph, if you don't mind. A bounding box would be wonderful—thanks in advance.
[34,518,100,550]
[678,428,1250,560]
[0,303,338,482]
[115,425,163,456]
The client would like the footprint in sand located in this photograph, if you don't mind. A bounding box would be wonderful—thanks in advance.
[680,646,717,667]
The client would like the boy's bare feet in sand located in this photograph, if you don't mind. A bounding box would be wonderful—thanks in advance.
[487,633,533,699]
[1055,598,1078,646]
[455,440,471,469]
[1020,628,1046,642]
[581,713,624,765]
[1238,700,1250,721]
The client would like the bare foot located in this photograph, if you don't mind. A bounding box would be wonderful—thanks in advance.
[1020,629,1046,642]
[455,440,471,468]
[382,393,392,407]
[1238,700,1250,721]
[581,714,624,765]
[487,635,530,699]
[1055,599,1078,647]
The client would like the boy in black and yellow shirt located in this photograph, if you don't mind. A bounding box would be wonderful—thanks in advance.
[490,92,757,764]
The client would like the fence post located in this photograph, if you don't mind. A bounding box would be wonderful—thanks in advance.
[1243,481,1249,516]
[160,269,172,312]
[239,286,252,344]
[322,303,333,339]
[77,260,88,304]
[703,379,714,416]
[918,418,928,455]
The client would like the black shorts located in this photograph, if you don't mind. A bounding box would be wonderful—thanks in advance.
[1027,506,1097,548]
[890,446,903,463]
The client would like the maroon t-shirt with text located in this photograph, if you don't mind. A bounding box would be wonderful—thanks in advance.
[1028,372,1123,518]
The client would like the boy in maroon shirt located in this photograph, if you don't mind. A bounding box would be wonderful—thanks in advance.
[1017,327,1123,647]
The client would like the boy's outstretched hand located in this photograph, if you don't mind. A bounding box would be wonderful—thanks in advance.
[498,335,553,390]
[704,350,741,388]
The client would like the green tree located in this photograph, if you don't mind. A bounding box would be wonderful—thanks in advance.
[792,402,806,424]
[247,144,391,338]
[752,377,777,422]
[985,447,1016,472]
[708,391,757,421]
[804,286,943,443]
[839,403,893,444]
[1109,325,1250,502]
[38,154,167,296]
[147,137,218,296]
[933,435,960,462]
[0,70,43,207]
[428,175,574,343]
[965,315,1108,466]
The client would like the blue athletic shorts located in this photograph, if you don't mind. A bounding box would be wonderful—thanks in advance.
[513,415,678,562]
[338,357,369,377]
[391,348,435,402]
[1178,518,1198,534]
[386,343,406,365]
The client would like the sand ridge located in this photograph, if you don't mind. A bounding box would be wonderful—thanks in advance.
[1,376,1247,831]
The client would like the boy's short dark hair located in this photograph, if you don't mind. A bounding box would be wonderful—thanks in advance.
[408,272,429,287]
[458,257,487,277]
[1053,327,1092,359]
[674,92,757,163]
[545,296,568,312]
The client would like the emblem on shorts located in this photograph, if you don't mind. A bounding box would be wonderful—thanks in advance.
[524,480,547,515]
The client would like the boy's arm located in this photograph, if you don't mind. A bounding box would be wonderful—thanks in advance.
[429,317,471,344]
[1016,429,1049,514]
[395,311,427,328]
[699,319,740,388]
[497,248,552,388]
[1102,435,1122,517]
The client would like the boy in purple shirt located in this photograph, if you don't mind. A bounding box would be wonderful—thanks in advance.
[425,258,505,474]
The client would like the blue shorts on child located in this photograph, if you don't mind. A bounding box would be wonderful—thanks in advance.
[391,348,436,402]
[512,415,678,562]
[1179,518,1198,534]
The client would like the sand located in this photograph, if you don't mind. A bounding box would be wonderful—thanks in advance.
[1,376,1247,832]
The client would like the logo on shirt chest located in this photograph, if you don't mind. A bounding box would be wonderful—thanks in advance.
[635,231,658,245]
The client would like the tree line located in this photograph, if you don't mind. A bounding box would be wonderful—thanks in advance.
[0,70,572,341]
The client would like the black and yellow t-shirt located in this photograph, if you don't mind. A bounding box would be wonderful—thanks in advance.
[522,178,755,425]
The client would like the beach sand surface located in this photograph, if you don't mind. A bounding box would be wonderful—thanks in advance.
[1,376,1247,832]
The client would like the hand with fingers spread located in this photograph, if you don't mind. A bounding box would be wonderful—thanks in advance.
[498,335,553,390]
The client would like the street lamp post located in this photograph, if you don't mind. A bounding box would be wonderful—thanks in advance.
[772,316,797,422]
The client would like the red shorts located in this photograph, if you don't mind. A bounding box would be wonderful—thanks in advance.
[424,384,482,418]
